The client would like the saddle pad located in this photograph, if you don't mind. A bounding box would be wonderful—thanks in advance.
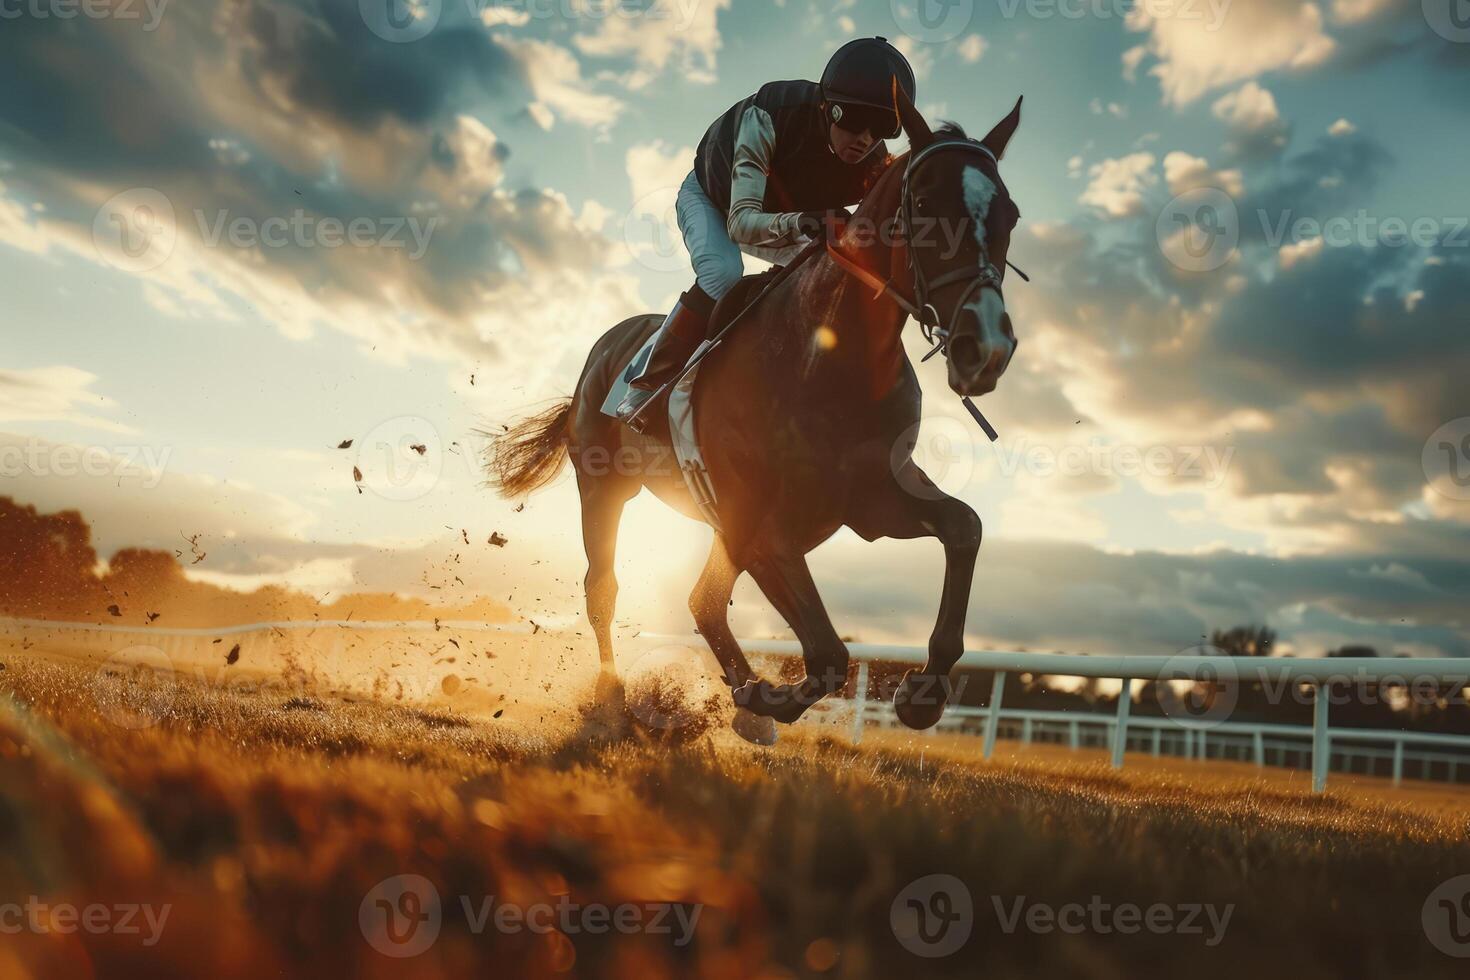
[667,343,722,531]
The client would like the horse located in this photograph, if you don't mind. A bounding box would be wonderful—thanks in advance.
[485,85,1022,744]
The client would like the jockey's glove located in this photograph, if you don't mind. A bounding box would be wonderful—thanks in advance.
[795,209,850,241]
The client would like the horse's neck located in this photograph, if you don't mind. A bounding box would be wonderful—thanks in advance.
[786,160,911,400]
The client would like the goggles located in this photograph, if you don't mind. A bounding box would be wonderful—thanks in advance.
[829,101,902,141]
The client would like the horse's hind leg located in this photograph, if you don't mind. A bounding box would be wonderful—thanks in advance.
[689,537,776,745]
[577,469,638,700]
[734,552,850,726]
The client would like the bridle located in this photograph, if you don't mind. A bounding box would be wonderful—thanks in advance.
[899,138,1007,354]
[825,137,1023,364]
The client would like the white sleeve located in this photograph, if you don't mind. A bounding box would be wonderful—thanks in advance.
[725,105,806,249]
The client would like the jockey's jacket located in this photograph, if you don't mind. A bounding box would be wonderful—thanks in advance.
[694,79,890,253]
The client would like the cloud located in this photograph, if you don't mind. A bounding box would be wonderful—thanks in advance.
[1125,0,1336,105]
[957,35,988,63]
[0,367,132,434]
[0,1,642,374]
[571,0,729,88]
[1079,153,1157,218]
[1211,82,1291,159]
[1162,151,1244,197]
[1329,118,1357,136]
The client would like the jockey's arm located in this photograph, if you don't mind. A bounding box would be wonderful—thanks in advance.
[725,105,808,250]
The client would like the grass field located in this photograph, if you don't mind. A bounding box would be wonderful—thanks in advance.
[1,632,1468,979]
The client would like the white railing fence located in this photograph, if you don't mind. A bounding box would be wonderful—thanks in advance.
[728,639,1470,794]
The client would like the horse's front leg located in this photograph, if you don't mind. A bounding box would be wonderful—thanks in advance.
[733,551,851,725]
[848,463,982,730]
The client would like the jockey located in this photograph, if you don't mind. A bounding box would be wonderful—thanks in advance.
[624,36,917,395]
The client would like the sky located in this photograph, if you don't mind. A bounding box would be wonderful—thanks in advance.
[1,0,1468,658]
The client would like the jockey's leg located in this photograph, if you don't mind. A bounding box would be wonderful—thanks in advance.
[627,285,715,391]
[629,169,741,391]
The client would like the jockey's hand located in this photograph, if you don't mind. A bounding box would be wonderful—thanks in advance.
[795,209,849,240]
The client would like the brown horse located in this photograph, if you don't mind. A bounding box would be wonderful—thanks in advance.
[486,87,1022,744]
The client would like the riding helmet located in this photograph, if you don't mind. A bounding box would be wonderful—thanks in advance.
[820,36,917,113]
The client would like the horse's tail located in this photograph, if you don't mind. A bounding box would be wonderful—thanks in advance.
[482,398,572,498]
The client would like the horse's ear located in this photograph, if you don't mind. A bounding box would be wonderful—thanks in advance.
[981,97,1023,160]
[893,76,932,150]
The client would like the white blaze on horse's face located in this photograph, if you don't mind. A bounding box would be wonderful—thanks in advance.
[949,163,1014,396]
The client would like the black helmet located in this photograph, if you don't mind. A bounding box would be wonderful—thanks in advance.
[820,36,916,113]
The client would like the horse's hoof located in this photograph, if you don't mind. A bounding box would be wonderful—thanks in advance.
[594,670,624,705]
[731,707,778,746]
[733,679,811,725]
[893,669,948,731]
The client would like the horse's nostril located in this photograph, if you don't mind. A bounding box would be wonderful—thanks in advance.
[949,335,983,374]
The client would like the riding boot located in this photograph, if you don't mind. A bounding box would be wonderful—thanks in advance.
[627,287,714,391]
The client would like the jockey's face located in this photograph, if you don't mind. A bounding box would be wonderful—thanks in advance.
[829,123,876,164]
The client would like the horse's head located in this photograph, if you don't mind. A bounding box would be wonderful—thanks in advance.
[895,89,1022,397]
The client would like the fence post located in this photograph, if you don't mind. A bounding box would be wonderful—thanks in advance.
[1021,716,1032,745]
[1151,728,1161,757]
[982,671,1006,760]
[1253,731,1264,767]
[1111,680,1133,770]
[850,661,869,746]
[1392,740,1403,787]
[1312,685,1331,794]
